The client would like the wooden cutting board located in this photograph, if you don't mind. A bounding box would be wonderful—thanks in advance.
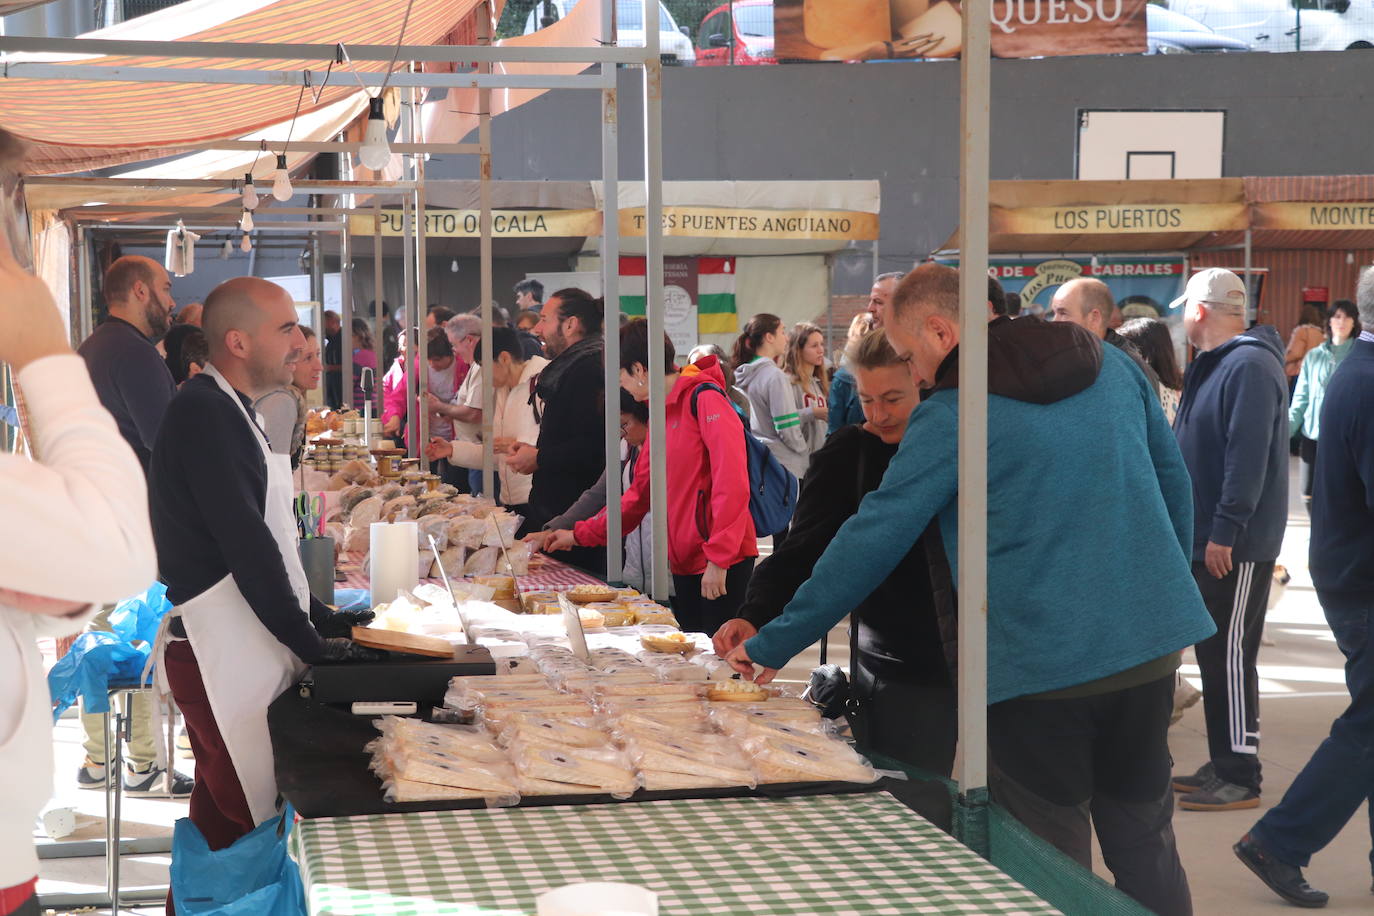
[351,626,455,659]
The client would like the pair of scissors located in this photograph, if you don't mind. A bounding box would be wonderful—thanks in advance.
[296,492,324,539]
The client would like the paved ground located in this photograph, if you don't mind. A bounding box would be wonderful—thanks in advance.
[35,461,1369,914]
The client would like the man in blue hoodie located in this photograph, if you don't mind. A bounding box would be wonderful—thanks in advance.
[725,263,1213,916]
[1233,271,1374,908]
[1170,268,1289,812]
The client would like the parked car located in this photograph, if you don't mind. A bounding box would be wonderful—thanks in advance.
[522,0,696,64]
[1147,5,1251,52]
[1168,0,1374,51]
[696,0,777,65]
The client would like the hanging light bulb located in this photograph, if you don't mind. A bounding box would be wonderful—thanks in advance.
[240,233,253,253]
[359,96,392,171]
[271,154,294,202]
[450,259,459,273]
[240,209,255,232]
[221,239,232,260]
[242,172,259,209]
[1346,251,1355,265]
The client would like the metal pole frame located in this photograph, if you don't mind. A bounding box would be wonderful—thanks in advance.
[413,72,431,466]
[32,13,666,577]
[477,1,496,500]
[956,0,992,851]
[600,0,623,585]
[642,0,668,601]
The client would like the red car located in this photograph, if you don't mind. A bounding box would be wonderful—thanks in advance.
[695,0,777,65]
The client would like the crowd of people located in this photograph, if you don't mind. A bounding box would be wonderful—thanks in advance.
[2,232,1372,916]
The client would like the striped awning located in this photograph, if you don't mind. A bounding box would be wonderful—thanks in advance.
[1,0,482,174]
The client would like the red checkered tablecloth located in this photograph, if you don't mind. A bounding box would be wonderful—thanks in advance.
[337,552,601,594]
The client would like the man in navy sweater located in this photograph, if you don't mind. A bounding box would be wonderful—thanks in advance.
[1234,272,1374,908]
[1171,268,1289,812]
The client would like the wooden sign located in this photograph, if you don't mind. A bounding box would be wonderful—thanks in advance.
[776,0,1148,62]
[1252,201,1374,232]
[991,202,1248,235]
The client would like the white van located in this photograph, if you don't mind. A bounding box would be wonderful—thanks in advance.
[522,0,697,63]
[1169,0,1374,51]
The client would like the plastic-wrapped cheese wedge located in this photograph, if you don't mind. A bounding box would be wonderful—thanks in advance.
[383,777,501,803]
[623,735,755,786]
[597,695,705,719]
[511,742,640,797]
[639,770,746,791]
[746,736,879,785]
[379,747,522,795]
[494,713,611,749]
[595,682,705,698]
[372,717,509,765]
[710,704,828,736]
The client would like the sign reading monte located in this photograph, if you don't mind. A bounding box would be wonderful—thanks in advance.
[1252,201,1374,231]
[776,0,1147,62]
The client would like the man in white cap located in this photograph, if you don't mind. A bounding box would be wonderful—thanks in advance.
[1170,268,1288,812]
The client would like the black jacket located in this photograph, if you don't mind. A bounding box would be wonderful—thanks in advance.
[738,424,951,686]
[528,334,606,529]
[1310,337,1374,598]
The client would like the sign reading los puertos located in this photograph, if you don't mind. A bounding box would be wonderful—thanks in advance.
[991,202,1248,235]
[776,0,1147,62]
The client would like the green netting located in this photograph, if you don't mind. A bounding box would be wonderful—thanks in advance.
[865,753,1153,916]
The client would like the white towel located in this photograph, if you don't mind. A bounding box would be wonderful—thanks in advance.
[164,225,200,277]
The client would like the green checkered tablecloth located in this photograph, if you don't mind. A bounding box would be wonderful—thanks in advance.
[292,792,1061,915]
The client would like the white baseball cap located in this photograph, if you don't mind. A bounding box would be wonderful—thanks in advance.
[1170,267,1247,313]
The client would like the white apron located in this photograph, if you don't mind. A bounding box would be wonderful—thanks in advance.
[170,364,310,825]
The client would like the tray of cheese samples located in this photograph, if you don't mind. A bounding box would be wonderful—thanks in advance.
[364,639,887,808]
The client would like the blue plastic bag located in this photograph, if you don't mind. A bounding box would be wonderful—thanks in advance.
[47,582,171,718]
[171,806,307,916]
[334,588,371,612]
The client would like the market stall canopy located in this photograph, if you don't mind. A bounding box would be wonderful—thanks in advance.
[341,180,881,258]
[0,0,481,175]
[589,180,882,256]
[938,179,1247,254]
[939,176,1374,255]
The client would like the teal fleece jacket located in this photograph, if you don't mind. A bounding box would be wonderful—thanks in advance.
[746,331,1215,704]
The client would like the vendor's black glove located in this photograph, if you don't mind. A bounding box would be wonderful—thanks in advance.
[317,637,386,664]
[312,607,375,639]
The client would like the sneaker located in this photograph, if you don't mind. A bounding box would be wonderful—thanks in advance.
[76,759,108,790]
[1171,761,1214,794]
[1171,679,1203,725]
[1180,776,1260,811]
[123,765,194,798]
[1233,834,1328,908]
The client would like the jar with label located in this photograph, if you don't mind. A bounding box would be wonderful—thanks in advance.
[804,0,890,49]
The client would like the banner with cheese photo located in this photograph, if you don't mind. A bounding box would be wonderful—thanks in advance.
[775,0,1148,62]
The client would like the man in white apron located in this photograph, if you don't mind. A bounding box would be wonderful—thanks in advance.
[148,278,378,897]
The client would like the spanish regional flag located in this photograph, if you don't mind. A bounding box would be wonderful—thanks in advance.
[618,256,739,335]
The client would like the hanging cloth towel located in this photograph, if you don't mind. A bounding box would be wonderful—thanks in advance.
[165,222,200,277]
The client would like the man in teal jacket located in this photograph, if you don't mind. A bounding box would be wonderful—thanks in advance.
[726,263,1214,916]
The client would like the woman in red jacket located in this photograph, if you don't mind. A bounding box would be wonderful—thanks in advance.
[545,319,757,634]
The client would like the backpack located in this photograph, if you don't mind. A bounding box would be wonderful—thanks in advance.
[689,382,798,537]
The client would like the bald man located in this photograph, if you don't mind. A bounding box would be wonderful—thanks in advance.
[148,278,377,885]
[175,302,204,327]
[1051,278,1162,397]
